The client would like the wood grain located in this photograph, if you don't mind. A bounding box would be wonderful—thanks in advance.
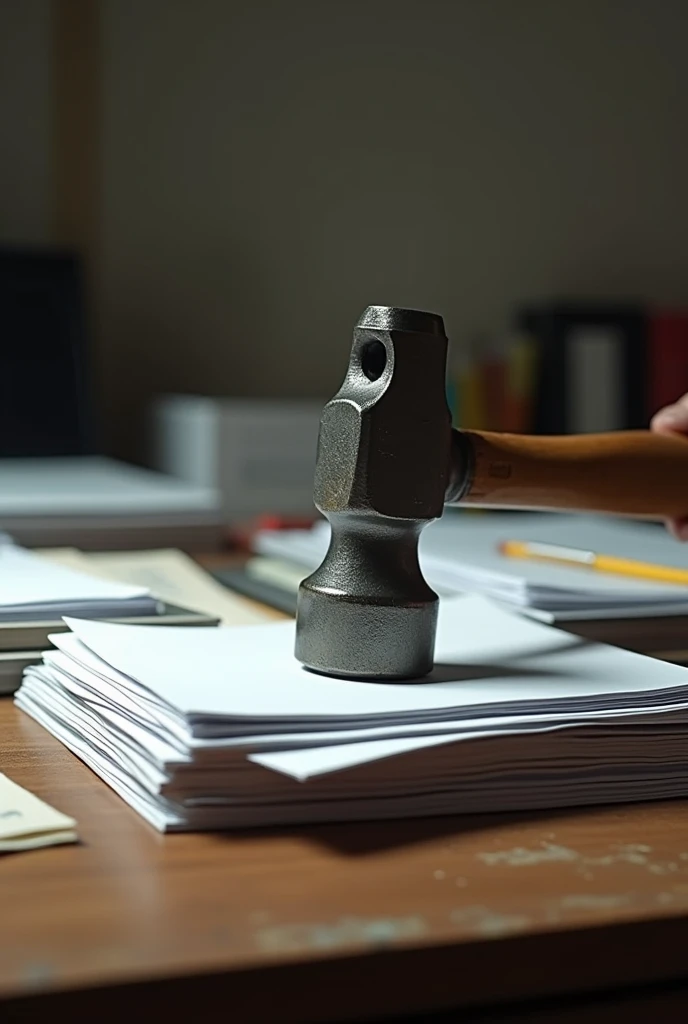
[4,699,688,1019]
[460,429,688,519]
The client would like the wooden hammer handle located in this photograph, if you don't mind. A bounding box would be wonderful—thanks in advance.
[456,430,688,520]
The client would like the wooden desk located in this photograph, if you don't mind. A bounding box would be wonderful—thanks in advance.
[4,698,688,1022]
[3,552,688,1021]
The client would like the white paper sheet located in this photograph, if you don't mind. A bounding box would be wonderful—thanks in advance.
[0,546,149,605]
[61,595,688,725]
[0,545,158,620]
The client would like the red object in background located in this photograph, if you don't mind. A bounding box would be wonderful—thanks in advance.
[255,514,316,532]
[649,312,688,416]
[227,513,318,551]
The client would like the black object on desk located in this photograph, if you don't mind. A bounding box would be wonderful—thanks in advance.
[0,246,97,457]
[212,567,298,616]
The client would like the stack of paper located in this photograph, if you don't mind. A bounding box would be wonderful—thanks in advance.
[0,545,229,697]
[254,513,688,620]
[40,547,271,626]
[15,595,688,832]
[0,545,160,622]
[0,455,222,549]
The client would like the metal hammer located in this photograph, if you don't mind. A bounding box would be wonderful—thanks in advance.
[294,305,688,680]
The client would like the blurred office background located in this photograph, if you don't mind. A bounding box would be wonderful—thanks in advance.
[2,0,688,534]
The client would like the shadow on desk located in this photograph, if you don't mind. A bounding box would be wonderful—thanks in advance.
[201,794,669,858]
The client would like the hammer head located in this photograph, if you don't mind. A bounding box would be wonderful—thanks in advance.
[294,305,452,679]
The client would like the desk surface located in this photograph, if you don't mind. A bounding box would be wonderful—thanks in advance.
[4,697,688,1021]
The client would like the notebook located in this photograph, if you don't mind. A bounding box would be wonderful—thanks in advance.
[15,595,688,832]
[0,544,160,622]
[39,547,272,628]
[0,545,269,693]
[252,512,688,619]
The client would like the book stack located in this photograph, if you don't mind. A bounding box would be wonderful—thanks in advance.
[224,512,688,659]
[0,543,219,694]
[447,301,688,435]
[15,595,688,832]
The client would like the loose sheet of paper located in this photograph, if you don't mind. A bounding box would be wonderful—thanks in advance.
[41,547,271,626]
[0,545,158,622]
[0,773,77,852]
[0,545,150,606]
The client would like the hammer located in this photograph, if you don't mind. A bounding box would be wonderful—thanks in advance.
[295,305,688,680]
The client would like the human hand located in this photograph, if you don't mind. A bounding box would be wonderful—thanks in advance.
[651,395,688,539]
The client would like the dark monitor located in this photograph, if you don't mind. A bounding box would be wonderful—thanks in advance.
[0,247,97,457]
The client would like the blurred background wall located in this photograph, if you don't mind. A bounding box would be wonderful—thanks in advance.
[2,0,688,462]
[0,0,51,247]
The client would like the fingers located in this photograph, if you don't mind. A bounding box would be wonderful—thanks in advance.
[651,394,688,434]
[666,517,688,542]
[651,398,688,540]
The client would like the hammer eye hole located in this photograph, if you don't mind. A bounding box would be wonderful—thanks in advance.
[360,340,387,381]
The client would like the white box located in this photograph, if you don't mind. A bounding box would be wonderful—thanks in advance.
[151,395,324,521]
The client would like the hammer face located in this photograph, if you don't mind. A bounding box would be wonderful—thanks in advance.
[295,306,452,680]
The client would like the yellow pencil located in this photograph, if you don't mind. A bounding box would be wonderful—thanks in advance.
[499,539,688,587]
